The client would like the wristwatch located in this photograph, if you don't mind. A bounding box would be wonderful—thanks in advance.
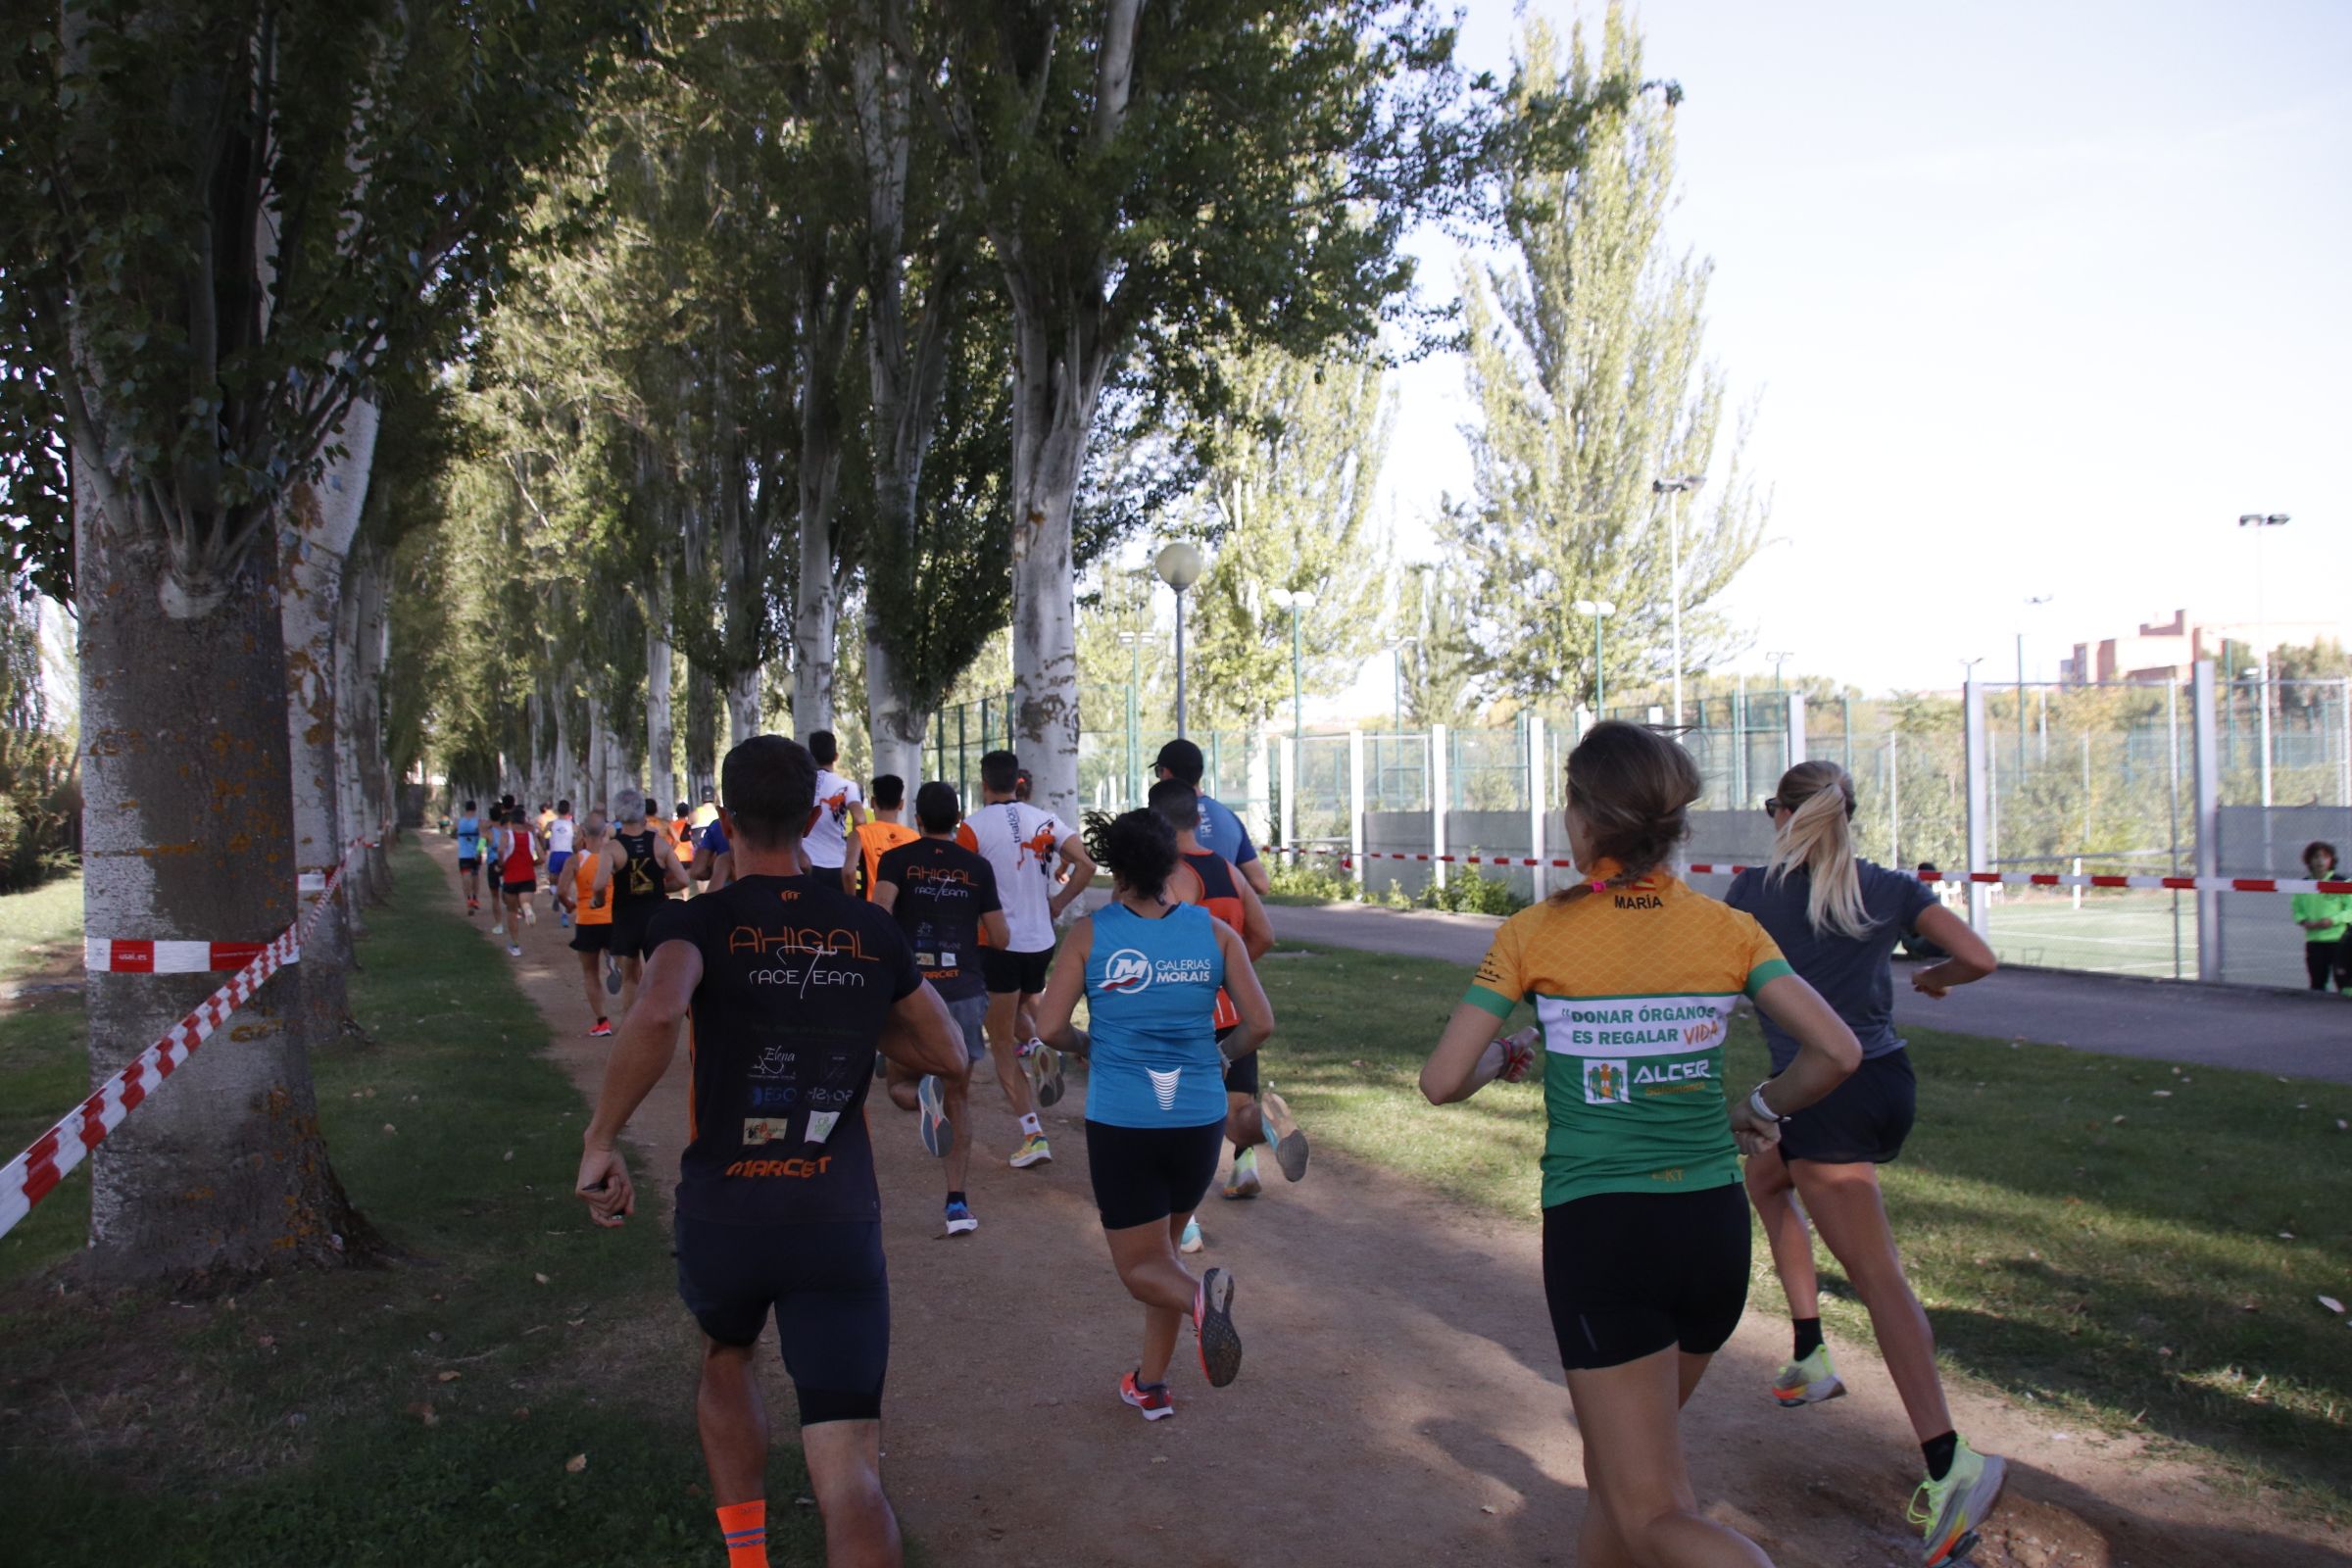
[1746,1084,1786,1126]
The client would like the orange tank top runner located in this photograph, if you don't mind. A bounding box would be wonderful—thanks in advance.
[573,854,612,926]
[1183,849,1247,1030]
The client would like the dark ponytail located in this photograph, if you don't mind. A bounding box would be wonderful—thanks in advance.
[1084,808,1181,904]
[1551,721,1701,906]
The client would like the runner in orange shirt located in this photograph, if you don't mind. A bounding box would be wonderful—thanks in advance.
[855,775,921,899]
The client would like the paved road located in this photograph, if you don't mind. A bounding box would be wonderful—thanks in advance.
[1267,901,2352,1086]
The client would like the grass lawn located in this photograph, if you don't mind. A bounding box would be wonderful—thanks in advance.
[0,846,833,1567]
[1251,943,2352,1520]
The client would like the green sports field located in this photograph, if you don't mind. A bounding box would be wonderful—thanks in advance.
[1984,891,2197,979]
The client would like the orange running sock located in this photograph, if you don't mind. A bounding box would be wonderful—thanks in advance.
[716,1499,767,1568]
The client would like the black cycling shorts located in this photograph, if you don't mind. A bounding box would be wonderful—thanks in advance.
[568,923,612,954]
[674,1214,889,1426]
[1779,1049,1916,1165]
[1543,1185,1749,1371]
[980,945,1053,997]
[1085,1119,1225,1231]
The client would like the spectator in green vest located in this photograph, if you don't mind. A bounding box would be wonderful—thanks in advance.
[2292,841,2351,993]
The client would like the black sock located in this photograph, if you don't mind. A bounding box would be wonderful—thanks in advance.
[1922,1431,1959,1481]
[1792,1316,1823,1361]
[948,1191,967,1208]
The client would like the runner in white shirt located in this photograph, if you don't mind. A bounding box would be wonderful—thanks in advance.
[956,750,1097,1169]
[801,730,868,887]
[546,802,578,927]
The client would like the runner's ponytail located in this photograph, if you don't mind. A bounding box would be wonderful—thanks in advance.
[1550,721,1702,906]
[1765,760,1873,939]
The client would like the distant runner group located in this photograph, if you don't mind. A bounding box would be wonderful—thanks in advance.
[452,719,2009,1568]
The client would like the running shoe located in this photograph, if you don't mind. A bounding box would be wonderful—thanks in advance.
[1180,1215,1204,1253]
[1119,1369,1174,1421]
[1261,1089,1310,1182]
[1020,1039,1066,1107]
[588,1018,612,1038]
[1772,1345,1845,1407]
[466,899,478,915]
[508,942,522,957]
[559,910,570,929]
[1194,1267,1242,1388]
[1009,1133,1053,1168]
[521,901,536,926]
[1223,1148,1262,1200]
[604,954,622,996]
[1909,1438,2007,1566]
[945,1200,979,1237]
[917,1074,954,1158]
[491,919,506,936]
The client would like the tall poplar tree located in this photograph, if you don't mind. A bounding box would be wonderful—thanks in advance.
[1448,7,1765,711]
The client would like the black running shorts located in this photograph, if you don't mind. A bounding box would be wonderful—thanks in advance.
[568,923,612,955]
[502,877,535,896]
[980,945,1053,997]
[673,1215,889,1426]
[612,900,663,960]
[1542,1184,1749,1371]
[1778,1049,1916,1165]
[458,858,480,872]
[1217,1027,1257,1097]
[1085,1119,1225,1231]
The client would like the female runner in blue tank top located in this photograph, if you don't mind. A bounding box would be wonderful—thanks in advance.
[1033,808,1273,1421]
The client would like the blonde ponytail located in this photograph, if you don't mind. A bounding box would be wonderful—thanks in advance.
[1765,761,1873,939]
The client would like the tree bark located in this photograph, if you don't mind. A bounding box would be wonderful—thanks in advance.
[862,609,927,787]
[330,558,370,931]
[727,668,761,750]
[78,481,366,1279]
[351,548,394,902]
[644,560,677,818]
[791,270,855,734]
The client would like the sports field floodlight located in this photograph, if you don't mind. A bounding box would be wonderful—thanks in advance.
[1649,476,1707,729]
[1268,588,1319,741]
[1155,541,1206,738]
[2234,513,2287,806]
[1573,599,1617,709]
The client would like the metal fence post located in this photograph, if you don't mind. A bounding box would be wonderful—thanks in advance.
[1528,713,1549,900]
[1279,735,1298,854]
[1963,677,1989,936]
[1348,728,1367,903]
[2192,660,2223,981]
[1787,692,1808,767]
[1431,722,1449,891]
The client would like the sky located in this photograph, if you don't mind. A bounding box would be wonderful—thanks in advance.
[1346,0,2352,704]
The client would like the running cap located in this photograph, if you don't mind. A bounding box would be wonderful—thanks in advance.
[1152,739,1204,786]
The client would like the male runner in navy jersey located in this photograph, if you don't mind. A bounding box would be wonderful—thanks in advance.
[575,736,964,1568]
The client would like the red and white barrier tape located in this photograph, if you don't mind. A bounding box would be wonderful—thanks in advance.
[0,829,385,1242]
[83,940,269,974]
[1259,844,2352,896]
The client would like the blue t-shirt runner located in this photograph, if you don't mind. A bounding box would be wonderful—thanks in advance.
[456,813,481,862]
[1194,795,1259,875]
[1083,900,1227,1127]
[1725,859,1937,1072]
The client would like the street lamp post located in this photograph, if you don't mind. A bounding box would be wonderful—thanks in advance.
[1766,650,1792,691]
[1652,474,1706,728]
[1269,587,1319,741]
[1154,541,1206,740]
[2018,593,2053,769]
[2237,512,2288,808]
[1574,599,1618,710]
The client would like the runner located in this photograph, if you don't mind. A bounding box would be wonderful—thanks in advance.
[1728,761,2008,1566]
[1152,739,1269,896]
[805,731,868,893]
[607,787,689,1018]
[956,750,1097,1169]
[455,800,483,914]
[874,781,1009,1237]
[1030,806,1272,1419]
[1418,720,1863,1568]
[497,804,540,956]
[555,811,615,1037]
[1148,779,1303,1247]
[547,800,576,927]
[573,735,966,1568]
[538,801,556,842]
[855,775,921,899]
[693,808,735,895]
[1012,767,1033,803]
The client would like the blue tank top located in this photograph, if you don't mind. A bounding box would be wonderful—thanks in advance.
[1083,901,1227,1128]
[456,815,480,858]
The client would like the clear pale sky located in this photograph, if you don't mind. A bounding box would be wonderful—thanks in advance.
[1368,0,2352,699]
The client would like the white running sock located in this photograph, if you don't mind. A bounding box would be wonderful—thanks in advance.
[1019,1113,1043,1138]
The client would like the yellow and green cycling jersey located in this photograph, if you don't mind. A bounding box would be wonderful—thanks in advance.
[1464,867,1790,1207]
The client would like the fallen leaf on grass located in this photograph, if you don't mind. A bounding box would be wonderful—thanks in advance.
[2112,1115,2127,1125]
[513,1406,531,1420]
[2151,1090,2172,1099]
[381,1123,397,1135]
[436,1370,462,1383]
[2321,1296,2346,1315]
[1481,1504,1499,1515]
[565,1452,588,1473]
[533,1272,550,1285]
[408,1401,438,1427]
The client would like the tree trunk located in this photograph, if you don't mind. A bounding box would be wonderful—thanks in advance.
[352,550,394,902]
[77,484,366,1279]
[553,678,577,811]
[644,561,677,819]
[331,562,371,931]
[1246,727,1272,845]
[791,273,854,735]
[280,400,379,1033]
[584,693,608,814]
[1003,291,1108,824]
[727,668,761,750]
[862,609,927,787]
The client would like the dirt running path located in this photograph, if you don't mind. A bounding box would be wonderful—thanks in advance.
[423,839,2348,1567]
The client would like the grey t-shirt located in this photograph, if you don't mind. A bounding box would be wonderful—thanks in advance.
[1725,858,1939,1072]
